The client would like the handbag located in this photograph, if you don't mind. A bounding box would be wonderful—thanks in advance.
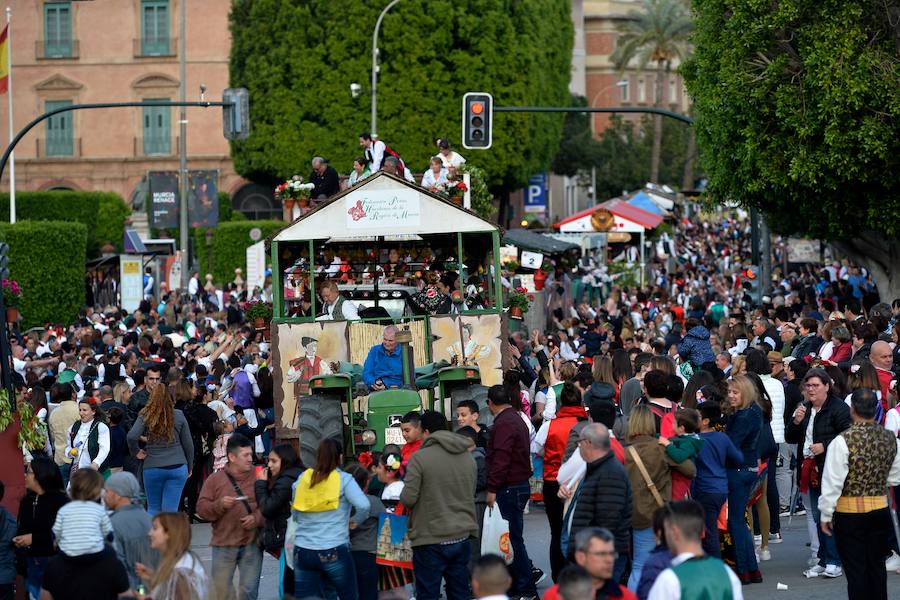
[628,446,665,507]
[375,506,414,570]
[225,472,261,547]
[481,507,514,565]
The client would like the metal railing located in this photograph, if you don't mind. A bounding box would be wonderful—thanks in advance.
[36,137,81,159]
[35,39,80,60]
[133,37,177,58]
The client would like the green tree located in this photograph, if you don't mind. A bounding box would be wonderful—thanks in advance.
[683,0,900,297]
[229,0,573,208]
[610,0,692,184]
[592,116,690,199]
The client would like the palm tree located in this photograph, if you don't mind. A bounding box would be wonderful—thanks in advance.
[610,0,692,184]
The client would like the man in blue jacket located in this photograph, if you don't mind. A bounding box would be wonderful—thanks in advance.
[363,325,403,390]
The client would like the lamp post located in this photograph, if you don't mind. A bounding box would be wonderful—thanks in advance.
[589,79,628,201]
[371,0,402,137]
[178,0,189,289]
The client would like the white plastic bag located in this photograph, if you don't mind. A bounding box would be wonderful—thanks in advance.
[481,506,514,564]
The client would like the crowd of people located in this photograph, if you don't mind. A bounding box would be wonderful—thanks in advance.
[1,208,900,600]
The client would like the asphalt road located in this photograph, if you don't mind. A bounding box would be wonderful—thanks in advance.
[190,504,900,599]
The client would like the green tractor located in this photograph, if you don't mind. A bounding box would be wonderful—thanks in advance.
[436,365,493,430]
[296,330,423,467]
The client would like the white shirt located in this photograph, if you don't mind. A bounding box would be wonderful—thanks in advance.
[818,431,900,521]
[541,386,558,421]
[885,407,900,436]
[66,419,111,469]
[316,298,359,321]
[12,357,26,379]
[382,480,405,502]
[367,140,386,171]
[802,408,818,458]
[188,277,199,296]
[286,356,333,383]
[421,168,449,190]
[559,341,580,362]
[438,151,466,168]
[648,552,743,600]
[761,375,786,444]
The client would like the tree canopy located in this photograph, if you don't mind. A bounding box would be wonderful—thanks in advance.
[683,0,900,240]
[229,0,573,196]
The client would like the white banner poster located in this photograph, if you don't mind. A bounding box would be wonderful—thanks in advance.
[120,255,143,312]
[246,241,267,293]
[345,189,420,229]
[520,251,544,269]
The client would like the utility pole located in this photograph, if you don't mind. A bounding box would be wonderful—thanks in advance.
[178,0,189,289]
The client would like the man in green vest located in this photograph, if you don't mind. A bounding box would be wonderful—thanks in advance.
[819,388,900,600]
[316,279,359,321]
[648,500,743,600]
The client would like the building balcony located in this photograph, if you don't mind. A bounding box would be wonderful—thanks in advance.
[36,138,82,159]
[133,37,177,58]
[133,136,179,158]
[35,40,80,60]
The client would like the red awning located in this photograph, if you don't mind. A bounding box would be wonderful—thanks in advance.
[554,198,663,231]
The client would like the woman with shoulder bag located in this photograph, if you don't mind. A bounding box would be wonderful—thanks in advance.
[624,404,696,589]
[255,444,303,599]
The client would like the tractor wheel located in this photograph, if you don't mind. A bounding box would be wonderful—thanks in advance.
[298,393,344,469]
[450,384,492,429]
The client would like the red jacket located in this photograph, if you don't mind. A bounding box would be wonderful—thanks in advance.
[486,407,532,492]
[877,368,894,413]
[829,342,852,365]
[542,581,637,600]
[543,406,587,482]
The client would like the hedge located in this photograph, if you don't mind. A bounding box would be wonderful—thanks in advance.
[0,192,129,257]
[0,221,87,328]
[193,220,283,285]
[95,194,132,253]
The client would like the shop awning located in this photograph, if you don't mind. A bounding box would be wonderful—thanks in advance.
[502,228,579,254]
[554,199,663,233]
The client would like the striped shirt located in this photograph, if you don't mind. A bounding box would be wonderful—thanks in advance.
[52,500,113,557]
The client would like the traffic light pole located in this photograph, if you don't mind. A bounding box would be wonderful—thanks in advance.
[0,100,228,200]
[493,105,694,125]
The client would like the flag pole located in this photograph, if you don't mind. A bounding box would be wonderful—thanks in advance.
[5,7,13,224]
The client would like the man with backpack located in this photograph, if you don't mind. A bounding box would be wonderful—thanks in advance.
[359,132,386,171]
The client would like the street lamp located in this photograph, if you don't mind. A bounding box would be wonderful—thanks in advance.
[589,79,628,202]
[371,0,402,137]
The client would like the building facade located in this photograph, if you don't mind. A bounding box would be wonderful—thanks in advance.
[584,0,691,135]
[0,0,277,219]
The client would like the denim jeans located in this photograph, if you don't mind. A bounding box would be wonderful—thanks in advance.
[211,544,263,600]
[262,408,275,455]
[694,491,727,557]
[496,482,537,597]
[294,544,358,600]
[58,462,71,488]
[627,527,656,589]
[727,469,759,573]
[613,552,629,584]
[412,540,471,600]
[25,555,50,600]
[143,464,188,516]
[809,486,841,567]
[351,550,378,600]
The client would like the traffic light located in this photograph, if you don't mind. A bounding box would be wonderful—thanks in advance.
[0,243,8,281]
[462,92,493,149]
[223,88,250,140]
[742,265,761,306]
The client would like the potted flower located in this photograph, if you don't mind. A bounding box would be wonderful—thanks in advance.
[275,176,316,211]
[445,181,468,206]
[507,286,534,320]
[243,300,273,333]
[2,279,21,323]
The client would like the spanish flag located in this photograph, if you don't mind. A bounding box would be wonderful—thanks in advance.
[0,25,8,95]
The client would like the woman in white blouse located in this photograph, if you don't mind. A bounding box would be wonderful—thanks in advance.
[65,398,111,478]
[420,156,448,192]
